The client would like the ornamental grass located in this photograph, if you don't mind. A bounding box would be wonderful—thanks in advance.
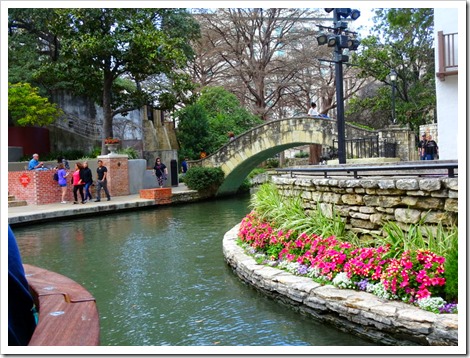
[238,184,458,314]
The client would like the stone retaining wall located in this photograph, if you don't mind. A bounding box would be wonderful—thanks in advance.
[223,224,458,346]
[271,175,458,239]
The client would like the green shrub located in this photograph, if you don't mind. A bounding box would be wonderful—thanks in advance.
[249,183,354,241]
[443,227,458,302]
[374,218,459,260]
[265,158,279,168]
[247,167,267,180]
[184,166,224,193]
[117,146,139,159]
[294,151,309,158]
[237,178,251,193]
[87,146,102,158]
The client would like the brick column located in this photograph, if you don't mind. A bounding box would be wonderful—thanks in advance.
[97,154,129,197]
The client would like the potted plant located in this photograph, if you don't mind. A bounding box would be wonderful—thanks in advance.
[104,138,120,154]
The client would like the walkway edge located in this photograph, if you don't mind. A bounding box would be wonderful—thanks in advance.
[222,224,458,346]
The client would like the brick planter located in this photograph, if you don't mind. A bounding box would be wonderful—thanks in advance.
[139,188,172,204]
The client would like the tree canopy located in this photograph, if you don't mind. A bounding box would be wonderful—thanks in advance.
[8,82,63,126]
[348,8,435,131]
[8,8,200,153]
[176,87,263,159]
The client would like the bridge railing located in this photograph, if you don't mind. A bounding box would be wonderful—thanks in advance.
[276,161,458,179]
[332,136,380,159]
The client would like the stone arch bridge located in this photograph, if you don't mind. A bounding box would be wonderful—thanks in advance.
[190,116,376,196]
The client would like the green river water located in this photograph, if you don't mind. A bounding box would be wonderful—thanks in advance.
[13,195,377,348]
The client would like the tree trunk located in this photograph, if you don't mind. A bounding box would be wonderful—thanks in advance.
[101,72,114,155]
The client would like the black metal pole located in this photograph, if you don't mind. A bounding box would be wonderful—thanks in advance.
[333,9,346,164]
[391,81,396,124]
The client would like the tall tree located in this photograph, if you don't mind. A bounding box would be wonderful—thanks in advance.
[9,8,200,154]
[349,8,435,131]
[198,8,319,120]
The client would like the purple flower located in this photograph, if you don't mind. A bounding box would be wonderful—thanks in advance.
[356,279,369,291]
[439,303,458,314]
[297,264,309,275]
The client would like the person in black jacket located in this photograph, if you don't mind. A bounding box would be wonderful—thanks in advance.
[82,161,94,202]
[153,157,168,188]
[424,135,439,160]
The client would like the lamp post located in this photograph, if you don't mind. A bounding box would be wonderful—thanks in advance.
[316,8,361,164]
[389,69,397,124]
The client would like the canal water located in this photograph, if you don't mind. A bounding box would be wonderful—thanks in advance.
[13,195,376,347]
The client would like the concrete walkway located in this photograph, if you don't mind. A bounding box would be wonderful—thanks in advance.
[8,184,196,226]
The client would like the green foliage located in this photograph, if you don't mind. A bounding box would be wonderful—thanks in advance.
[443,229,458,302]
[346,121,375,131]
[116,147,139,159]
[350,8,435,131]
[38,149,86,162]
[294,151,309,158]
[176,103,212,160]
[247,167,267,180]
[374,218,459,261]
[88,147,102,159]
[8,82,64,126]
[249,183,353,241]
[237,178,251,193]
[265,158,279,168]
[176,87,263,157]
[184,166,224,193]
[9,8,200,154]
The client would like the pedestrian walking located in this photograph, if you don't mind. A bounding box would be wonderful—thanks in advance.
[72,162,86,204]
[153,157,168,188]
[181,157,188,175]
[417,134,427,160]
[82,161,94,202]
[95,159,111,202]
[424,135,439,160]
[56,163,69,204]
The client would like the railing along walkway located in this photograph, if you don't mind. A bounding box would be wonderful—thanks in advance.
[24,264,100,346]
[276,162,458,179]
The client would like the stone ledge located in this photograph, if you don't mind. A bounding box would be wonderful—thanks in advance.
[222,224,458,346]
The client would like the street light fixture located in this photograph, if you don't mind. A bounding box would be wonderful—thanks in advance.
[389,69,397,124]
[316,8,361,164]
[316,33,328,46]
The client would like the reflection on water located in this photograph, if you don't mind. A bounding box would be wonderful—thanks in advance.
[13,196,376,346]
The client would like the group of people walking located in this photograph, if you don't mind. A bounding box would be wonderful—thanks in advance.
[55,159,111,204]
[418,134,439,160]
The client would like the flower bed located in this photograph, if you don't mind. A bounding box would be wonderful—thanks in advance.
[237,211,458,314]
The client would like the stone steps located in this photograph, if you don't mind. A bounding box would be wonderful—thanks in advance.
[8,194,27,208]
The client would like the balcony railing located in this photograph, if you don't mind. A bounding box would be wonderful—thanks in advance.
[436,31,458,81]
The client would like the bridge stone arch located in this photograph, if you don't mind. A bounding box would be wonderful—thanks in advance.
[190,116,376,196]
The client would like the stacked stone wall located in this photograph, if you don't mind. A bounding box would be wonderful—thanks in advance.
[272,175,458,239]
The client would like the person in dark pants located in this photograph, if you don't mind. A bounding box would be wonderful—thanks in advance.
[153,157,168,188]
[417,134,427,160]
[72,162,86,204]
[424,135,439,160]
[82,161,94,202]
[95,159,111,202]
[9,225,37,345]
[181,157,188,175]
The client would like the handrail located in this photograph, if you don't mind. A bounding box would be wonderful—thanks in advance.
[24,264,100,346]
[436,31,458,81]
[275,162,458,179]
